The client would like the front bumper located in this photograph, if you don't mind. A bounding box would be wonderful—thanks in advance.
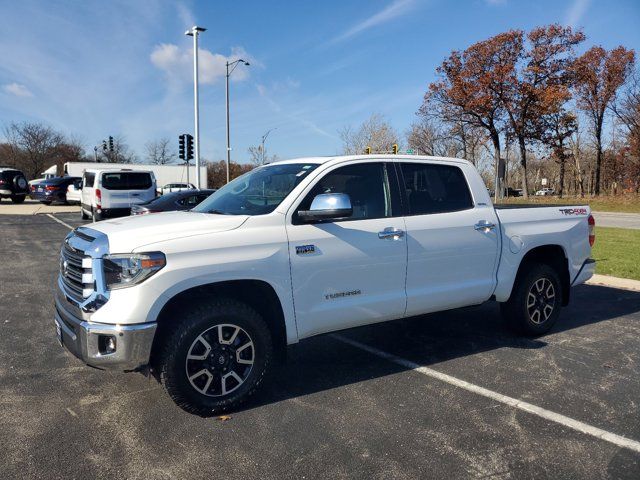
[55,289,156,371]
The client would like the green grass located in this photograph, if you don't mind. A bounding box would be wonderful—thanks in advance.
[497,194,640,213]
[592,227,640,280]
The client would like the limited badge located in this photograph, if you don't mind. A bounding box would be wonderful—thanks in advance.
[296,245,316,255]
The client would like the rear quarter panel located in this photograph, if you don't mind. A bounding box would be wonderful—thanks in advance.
[494,206,591,302]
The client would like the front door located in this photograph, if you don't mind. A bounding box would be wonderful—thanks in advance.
[286,161,407,339]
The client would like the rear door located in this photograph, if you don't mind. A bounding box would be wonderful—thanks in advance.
[398,161,500,316]
[286,161,408,339]
[100,171,155,208]
[80,172,95,210]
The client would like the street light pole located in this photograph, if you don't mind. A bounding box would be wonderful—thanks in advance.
[185,25,206,189]
[260,128,277,165]
[225,59,250,183]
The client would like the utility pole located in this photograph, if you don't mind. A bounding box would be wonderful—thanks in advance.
[185,26,206,189]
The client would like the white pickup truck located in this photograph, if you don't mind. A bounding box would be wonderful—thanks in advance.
[54,155,596,415]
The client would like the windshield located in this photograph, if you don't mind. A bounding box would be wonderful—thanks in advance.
[193,163,319,215]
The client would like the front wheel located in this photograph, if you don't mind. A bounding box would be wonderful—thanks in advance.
[500,263,563,336]
[11,195,26,204]
[158,299,273,416]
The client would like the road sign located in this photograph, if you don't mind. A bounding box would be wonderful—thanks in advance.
[405,149,414,155]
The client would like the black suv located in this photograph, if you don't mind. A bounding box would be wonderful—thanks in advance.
[0,167,29,203]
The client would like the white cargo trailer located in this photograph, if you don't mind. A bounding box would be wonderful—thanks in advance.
[62,162,208,189]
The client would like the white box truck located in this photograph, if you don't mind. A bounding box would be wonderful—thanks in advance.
[63,162,208,189]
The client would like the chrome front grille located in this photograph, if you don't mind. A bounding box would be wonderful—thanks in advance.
[60,241,94,302]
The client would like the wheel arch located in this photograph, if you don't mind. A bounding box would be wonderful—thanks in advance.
[149,279,289,367]
[509,244,570,306]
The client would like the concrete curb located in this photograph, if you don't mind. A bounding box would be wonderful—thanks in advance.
[586,274,640,292]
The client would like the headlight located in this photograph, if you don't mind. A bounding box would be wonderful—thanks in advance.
[103,252,165,290]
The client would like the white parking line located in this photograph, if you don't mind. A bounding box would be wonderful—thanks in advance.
[46,213,74,230]
[331,333,640,454]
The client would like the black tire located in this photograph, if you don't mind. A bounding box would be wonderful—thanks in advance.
[500,263,563,336]
[41,200,52,205]
[158,298,273,416]
[91,208,101,222]
[10,195,25,204]
[81,207,89,220]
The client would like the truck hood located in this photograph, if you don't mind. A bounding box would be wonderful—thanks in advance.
[83,211,249,252]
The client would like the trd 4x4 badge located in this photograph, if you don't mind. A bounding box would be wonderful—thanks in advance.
[559,208,588,216]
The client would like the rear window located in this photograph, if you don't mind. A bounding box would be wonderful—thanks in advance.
[0,170,20,180]
[101,172,153,190]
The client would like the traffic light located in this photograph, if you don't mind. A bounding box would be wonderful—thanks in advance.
[392,144,398,154]
[178,134,185,160]
[365,146,371,154]
[102,140,107,152]
[186,134,194,161]
[108,136,114,152]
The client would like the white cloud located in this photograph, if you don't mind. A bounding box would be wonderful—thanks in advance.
[150,44,255,85]
[3,82,33,97]
[565,0,590,28]
[330,0,418,44]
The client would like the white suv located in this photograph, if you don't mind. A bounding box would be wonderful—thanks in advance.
[80,169,156,222]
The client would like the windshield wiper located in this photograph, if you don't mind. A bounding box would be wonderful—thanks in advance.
[205,209,229,215]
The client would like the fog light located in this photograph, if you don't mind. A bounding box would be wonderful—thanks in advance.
[98,335,116,354]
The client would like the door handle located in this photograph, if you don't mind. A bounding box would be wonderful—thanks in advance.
[474,220,496,232]
[378,227,405,239]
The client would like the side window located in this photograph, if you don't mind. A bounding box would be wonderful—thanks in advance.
[184,195,201,207]
[84,173,95,188]
[400,163,473,215]
[295,163,395,222]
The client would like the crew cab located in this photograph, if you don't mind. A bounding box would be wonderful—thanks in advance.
[54,155,596,415]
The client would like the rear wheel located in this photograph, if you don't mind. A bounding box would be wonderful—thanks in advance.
[10,195,25,204]
[158,299,273,416]
[500,263,563,336]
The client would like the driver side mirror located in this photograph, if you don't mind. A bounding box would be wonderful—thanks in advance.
[298,193,353,222]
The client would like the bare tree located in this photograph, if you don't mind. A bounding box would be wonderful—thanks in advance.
[248,145,277,166]
[145,138,175,164]
[3,122,66,179]
[339,113,400,155]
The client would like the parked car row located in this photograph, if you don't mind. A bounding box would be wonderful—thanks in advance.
[1,166,215,219]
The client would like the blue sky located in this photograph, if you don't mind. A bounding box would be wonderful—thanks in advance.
[0,0,638,163]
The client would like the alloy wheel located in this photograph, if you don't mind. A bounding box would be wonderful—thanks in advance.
[185,323,255,397]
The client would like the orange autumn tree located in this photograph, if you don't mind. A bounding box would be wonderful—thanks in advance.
[499,25,584,198]
[421,31,520,195]
[424,25,583,198]
[573,46,635,195]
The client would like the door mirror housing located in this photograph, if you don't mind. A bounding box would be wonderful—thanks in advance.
[298,193,353,222]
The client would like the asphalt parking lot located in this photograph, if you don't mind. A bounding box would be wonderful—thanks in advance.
[1,213,639,479]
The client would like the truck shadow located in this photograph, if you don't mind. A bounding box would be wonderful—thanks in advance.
[239,284,640,413]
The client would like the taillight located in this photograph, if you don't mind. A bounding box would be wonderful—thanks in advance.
[45,185,60,191]
[588,214,595,247]
[95,188,102,207]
